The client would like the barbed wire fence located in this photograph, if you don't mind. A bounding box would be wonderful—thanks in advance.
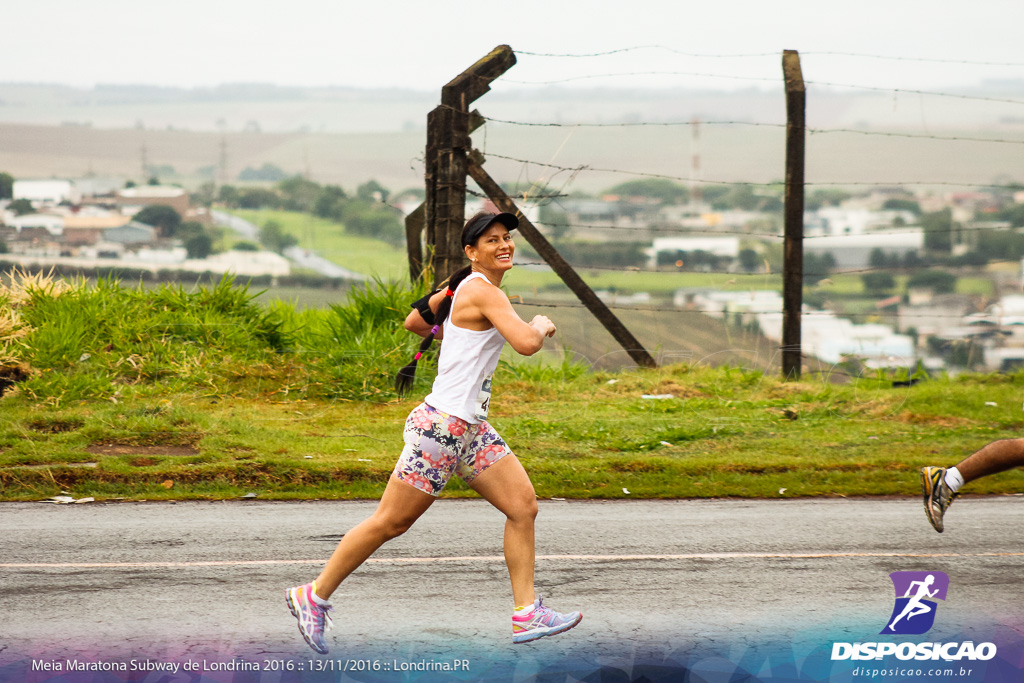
[410,45,1024,379]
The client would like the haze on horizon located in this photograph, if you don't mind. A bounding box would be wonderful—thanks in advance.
[3,0,1022,189]
[2,0,1023,93]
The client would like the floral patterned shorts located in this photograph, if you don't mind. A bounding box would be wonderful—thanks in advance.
[393,403,512,496]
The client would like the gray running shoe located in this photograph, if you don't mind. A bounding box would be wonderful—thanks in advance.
[512,597,583,644]
[921,466,957,533]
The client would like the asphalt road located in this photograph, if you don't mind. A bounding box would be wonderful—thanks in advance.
[2,498,1023,681]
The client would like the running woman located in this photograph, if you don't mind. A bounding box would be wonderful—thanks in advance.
[286,211,582,654]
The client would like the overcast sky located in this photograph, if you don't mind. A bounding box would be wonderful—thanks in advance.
[3,0,1023,93]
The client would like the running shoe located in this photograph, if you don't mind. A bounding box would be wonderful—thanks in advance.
[286,583,333,654]
[512,597,582,644]
[921,466,957,533]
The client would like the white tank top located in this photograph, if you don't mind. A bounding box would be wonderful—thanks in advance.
[424,272,507,423]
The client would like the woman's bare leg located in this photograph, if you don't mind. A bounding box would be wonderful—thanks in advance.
[314,473,435,599]
[466,455,538,607]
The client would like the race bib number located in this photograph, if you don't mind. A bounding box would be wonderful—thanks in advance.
[473,375,493,422]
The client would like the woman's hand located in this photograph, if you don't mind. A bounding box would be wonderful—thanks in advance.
[530,315,556,338]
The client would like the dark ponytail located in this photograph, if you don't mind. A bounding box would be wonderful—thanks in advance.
[395,265,474,396]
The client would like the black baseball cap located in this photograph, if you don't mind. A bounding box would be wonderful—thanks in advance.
[461,212,519,247]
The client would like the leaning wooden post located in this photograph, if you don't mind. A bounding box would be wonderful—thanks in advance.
[782,49,806,380]
[424,45,516,288]
[468,153,657,369]
[404,203,425,283]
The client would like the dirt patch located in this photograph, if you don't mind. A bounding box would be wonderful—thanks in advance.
[656,380,706,399]
[609,460,668,474]
[0,364,30,397]
[86,444,199,456]
[28,418,85,433]
[893,411,974,427]
[128,457,161,467]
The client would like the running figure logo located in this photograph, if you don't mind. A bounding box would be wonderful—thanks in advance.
[880,571,949,635]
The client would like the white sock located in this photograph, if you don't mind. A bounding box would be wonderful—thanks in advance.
[944,467,965,493]
[310,582,331,607]
[514,603,535,616]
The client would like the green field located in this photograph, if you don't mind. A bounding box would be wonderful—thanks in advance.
[227,209,771,298]
[249,284,352,309]
[4,113,1024,196]
[233,209,409,281]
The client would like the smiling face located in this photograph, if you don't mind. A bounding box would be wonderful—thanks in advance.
[466,222,515,278]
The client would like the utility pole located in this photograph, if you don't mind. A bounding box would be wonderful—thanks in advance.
[140,141,148,183]
[782,50,806,380]
[690,117,702,205]
[218,135,229,186]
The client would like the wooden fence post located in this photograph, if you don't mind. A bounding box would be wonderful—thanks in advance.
[424,46,516,288]
[404,203,425,283]
[782,49,806,380]
[407,114,487,285]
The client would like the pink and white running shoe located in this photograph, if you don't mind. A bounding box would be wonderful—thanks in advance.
[286,582,333,654]
[512,596,582,644]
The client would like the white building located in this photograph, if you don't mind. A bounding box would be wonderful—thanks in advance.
[596,290,651,305]
[184,250,291,277]
[804,229,924,269]
[896,294,975,338]
[648,236,740,268]
[6,213,64,236]
[754,309,914,367]
[805,207,916,236]
[683,290,782,317]
[79,241,125,259]
[116,186,189,217]
[13,179,81,205]
[135,246,188,264]
[658,206,762,230]
[1,248,290,278]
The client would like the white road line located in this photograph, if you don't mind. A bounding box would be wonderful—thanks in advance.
[3,551,1024,569]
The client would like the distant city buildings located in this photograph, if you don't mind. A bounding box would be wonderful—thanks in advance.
[1,177,287,277]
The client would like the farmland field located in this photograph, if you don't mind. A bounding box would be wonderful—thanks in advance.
[3,112,1023,196]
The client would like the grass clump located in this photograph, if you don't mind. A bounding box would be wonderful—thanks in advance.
[3,272,290,405]
[273,277,433,400]
[1,270,438,405]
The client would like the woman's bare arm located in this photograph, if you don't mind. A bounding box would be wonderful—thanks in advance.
[404,290,448,338]
[466,284,554,356]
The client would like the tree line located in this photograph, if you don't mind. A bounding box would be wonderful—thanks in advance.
[194,176,406,247]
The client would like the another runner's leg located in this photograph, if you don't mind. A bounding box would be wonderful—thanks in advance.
[954,438,1024,484]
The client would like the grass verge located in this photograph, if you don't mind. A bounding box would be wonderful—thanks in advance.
[3,363,1023,502]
